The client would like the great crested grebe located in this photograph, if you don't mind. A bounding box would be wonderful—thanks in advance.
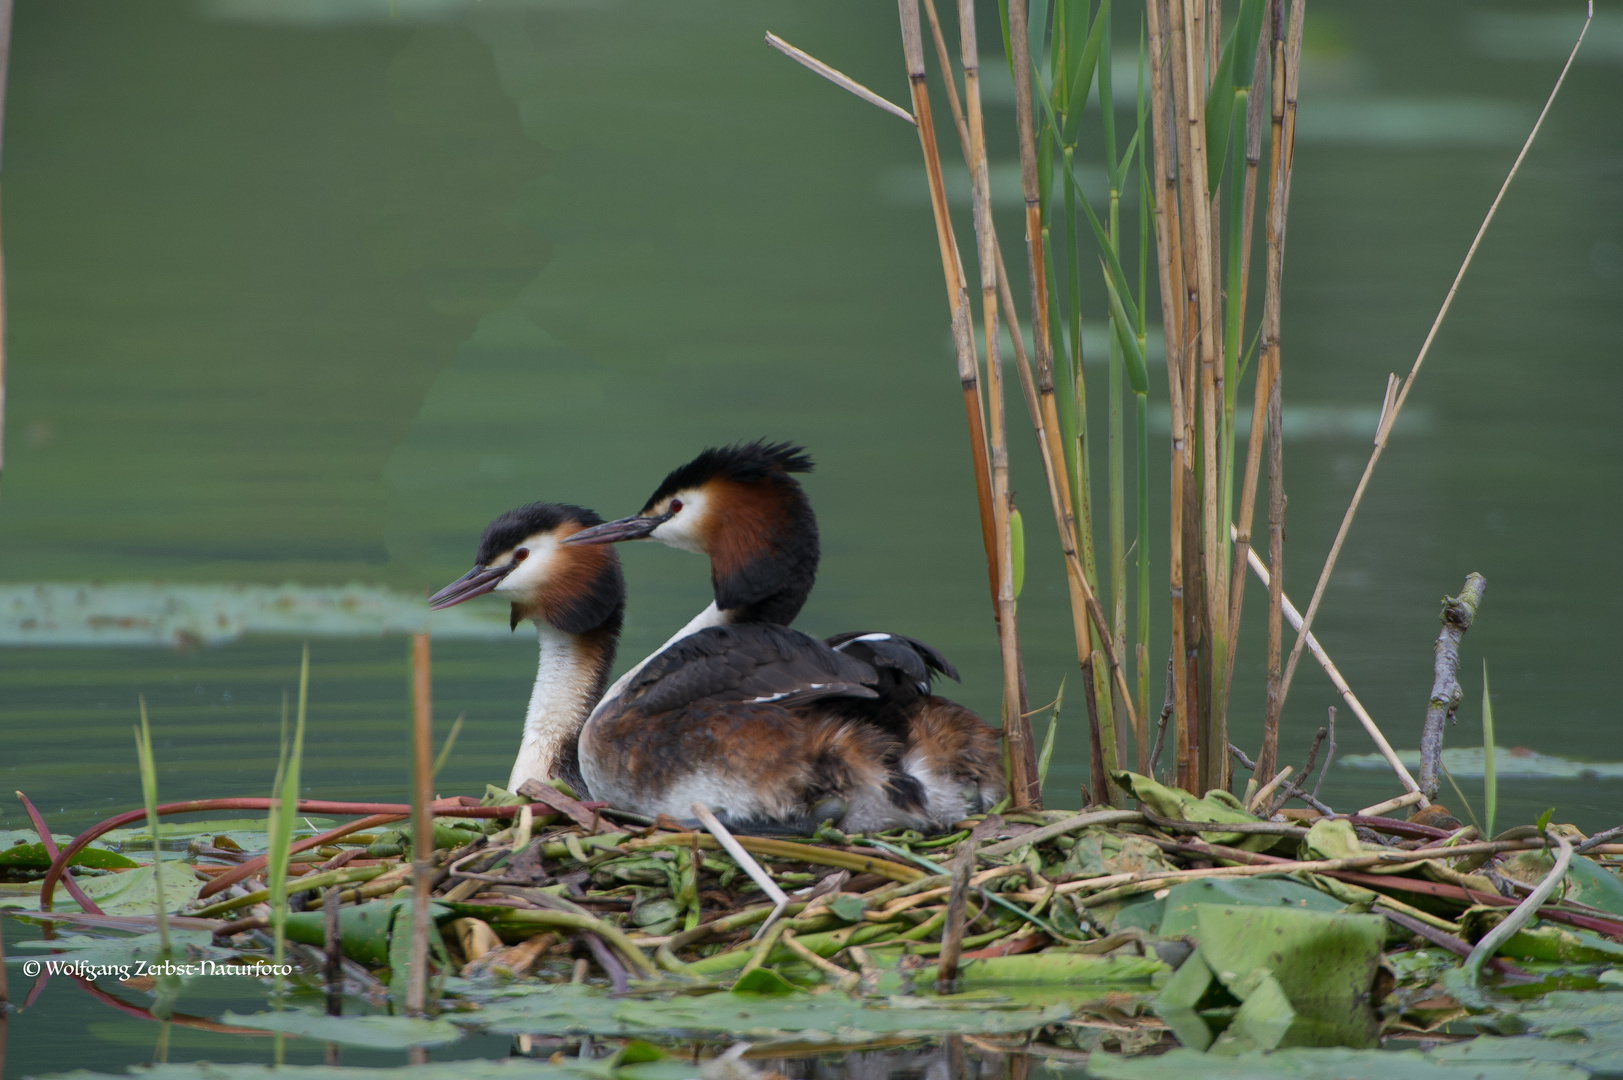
[427,503,624,796]
[563,441,1005,828]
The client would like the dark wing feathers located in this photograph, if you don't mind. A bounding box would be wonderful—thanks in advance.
[626,624,879,716]
[825,631,960,695]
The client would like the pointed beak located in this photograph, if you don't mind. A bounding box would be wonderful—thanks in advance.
[560,513,666,546]
[428,564,513,610]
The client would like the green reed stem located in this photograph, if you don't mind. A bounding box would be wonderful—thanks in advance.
[134,698,169,956]
[267,645,310,1008]
[1134,27,1152,754]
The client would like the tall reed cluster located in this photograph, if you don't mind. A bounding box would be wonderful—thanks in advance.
[882,0,1304,801]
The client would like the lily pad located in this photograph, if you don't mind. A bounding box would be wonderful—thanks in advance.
[47,1060,606,1080]
[1158,877,1347,938]
[219,1009,463,1049]
[0,831,137,870]
[10,929,247,980]
[1154,904,1386,1052]
[1430,1034,1623,1074]
[1088,1046,1587,1079]
[462,981,1071,1041]
[50,864,205,915]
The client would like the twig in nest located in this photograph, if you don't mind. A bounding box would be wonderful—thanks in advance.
[1148,655,1175,779]
[1577,825,1623,855]
[692,802,789,938]
[1313,707,1337,802]
[580,932,629,995]
[1228,743,1257,772]
[1263,724,1328,817]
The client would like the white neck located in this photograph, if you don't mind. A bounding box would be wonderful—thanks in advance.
[586,601,732,723]
[507,621,606,793]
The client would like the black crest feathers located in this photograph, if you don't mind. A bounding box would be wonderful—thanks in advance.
[641,440,814,514]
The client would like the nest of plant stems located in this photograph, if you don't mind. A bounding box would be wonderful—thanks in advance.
[16,772,1623,1052]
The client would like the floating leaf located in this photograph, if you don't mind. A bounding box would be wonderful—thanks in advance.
[1157,877,1347,939]
[1155,905,1385,1051]
[1090,1046,1586,1079]
[49,864,204,916]
[463,982,1072,1041]
[220,1009,462,1049]
[54,1058,605,1079]
[0,833,137,870]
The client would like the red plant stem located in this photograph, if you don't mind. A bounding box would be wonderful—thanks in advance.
[39,796,592,911]
[71,976,273,1035]
[16,790,104,915]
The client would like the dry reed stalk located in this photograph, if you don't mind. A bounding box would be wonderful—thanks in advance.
[1164,0,1207,791]
[1254,0,1302,783]
[951,0,1037,805]
[920,0,1140,797]
[896,0,1003,622]
[406,633,433,1018]
[1179,0,1227,793]
[764,34,916,125]
[1222,14,1273,686]
[897,0,1033,796]
[935,839,973,992]
[1276,8,1591,712]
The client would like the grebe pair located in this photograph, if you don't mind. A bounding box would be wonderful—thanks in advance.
[428,442,1004,833]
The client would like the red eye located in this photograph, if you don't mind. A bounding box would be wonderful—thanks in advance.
[669,500,683,513]
[513,548,529,562]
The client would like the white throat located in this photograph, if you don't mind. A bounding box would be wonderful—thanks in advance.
[507,620,604,793]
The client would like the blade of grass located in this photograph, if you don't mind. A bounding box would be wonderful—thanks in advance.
[1037,678,1064,786]
[133,698,169,956]
[432,713,465,779]
[1482,659,1497,839]
[267,645,309,1010]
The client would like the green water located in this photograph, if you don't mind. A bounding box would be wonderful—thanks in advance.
[1,0,1620,1072]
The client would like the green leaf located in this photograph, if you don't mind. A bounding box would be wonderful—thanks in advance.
[55,863,204,916]
[731,967,801,995]
[465,981,1074,1041]
[827,893,867,923]
[1091,1047,1586,1079]
[914,951,1164,985]
[1156,877,1347,939]
[0,834,137,870]
[1204,0,1267,191]
[1060,0,1108,145]
[1102,266,1150,393]
[1037,677,1063,787]
[220,1009,463,1049]
[1110,770,1275,852]
[1009,505,1025,600]
[1154,905,1386,1052]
